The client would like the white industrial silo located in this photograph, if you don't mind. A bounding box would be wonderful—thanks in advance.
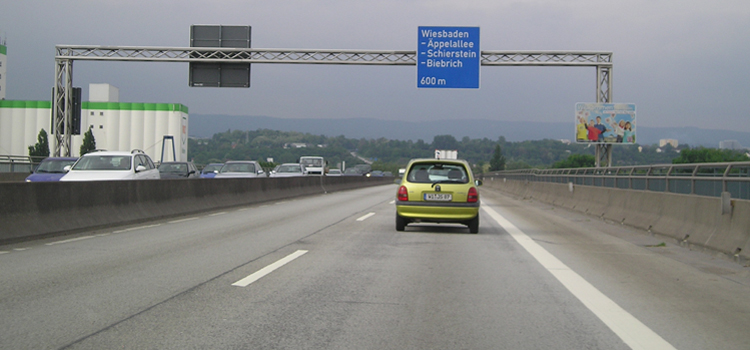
[35,102,52,142]
[166,106,181,162]
[154,104,169,162]
[104,102,119,152]
[118,103,132,152]
[130,103,144,154]
[143,103,156,159]
[1,101,21,154]
[21,102,37,155]
[9,102,29,155]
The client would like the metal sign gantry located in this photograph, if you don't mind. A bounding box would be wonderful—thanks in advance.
[53,46,613,161]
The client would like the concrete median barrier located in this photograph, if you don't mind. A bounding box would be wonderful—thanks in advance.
[483,177,750,263]
[0,176,393,245]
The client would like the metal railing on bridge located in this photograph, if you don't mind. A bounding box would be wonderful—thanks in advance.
[0,155,35,173]
[486,162,750,201]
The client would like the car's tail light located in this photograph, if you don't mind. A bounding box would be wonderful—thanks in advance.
[467,187,478,203]
[398,186,409,201]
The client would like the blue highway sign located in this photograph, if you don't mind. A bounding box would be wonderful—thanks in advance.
[417,26,480,89]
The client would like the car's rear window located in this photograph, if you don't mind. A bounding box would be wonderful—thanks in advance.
[159,163,187,173]
[278,165,302,173]
[407,163,468,184]
[221,163,255,173]
[72,155,131,171]
[37,159,77,173]
[202,164,222,173]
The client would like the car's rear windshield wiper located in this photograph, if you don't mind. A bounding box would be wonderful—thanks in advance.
[431,180,465,187]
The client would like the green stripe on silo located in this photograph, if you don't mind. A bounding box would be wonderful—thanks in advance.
[0,100,50,108]
[81,102,188,112]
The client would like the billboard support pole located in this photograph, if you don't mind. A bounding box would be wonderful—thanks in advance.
[595,144,612,168]
[595,63,613,168]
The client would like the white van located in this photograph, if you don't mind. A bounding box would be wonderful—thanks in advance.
[299,156,326,175]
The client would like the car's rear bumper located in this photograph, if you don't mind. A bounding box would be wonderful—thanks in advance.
[396,200,479,221]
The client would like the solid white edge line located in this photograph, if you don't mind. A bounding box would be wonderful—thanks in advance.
[356,212,376,221]
[481,205,676,350]
[112,224,161,234]
[168,217,199,224]
[232,250,309,287]
[46,236,95,246]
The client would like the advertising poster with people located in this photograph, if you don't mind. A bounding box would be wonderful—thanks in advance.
[575,103,637,144]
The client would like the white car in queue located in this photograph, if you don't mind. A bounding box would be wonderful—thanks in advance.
[269,163,307,178]
[214,160,266,178]
[60,150,160,181]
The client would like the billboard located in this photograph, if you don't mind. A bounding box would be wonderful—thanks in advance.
[575,103,636,144]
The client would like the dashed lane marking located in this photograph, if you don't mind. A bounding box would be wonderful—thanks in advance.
[232,250,309,287]
[356,213,376,221]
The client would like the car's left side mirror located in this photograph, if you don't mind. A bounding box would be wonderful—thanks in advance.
[135,165,147,172]
[475,180,483,186]
[63,165,72,172]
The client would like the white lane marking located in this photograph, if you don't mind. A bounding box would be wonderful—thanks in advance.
[112,224,161,234]
[389,200,395,204]
[46,236,95,246]
[209,212,227,217]
[232,250,308,287]
[482,205,676,350]
[169,217,199,224]
[0,251,9,255]
[356,212,376,221]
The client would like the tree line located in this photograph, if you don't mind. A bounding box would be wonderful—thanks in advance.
[186,129,749,173]
[27,128,749,171]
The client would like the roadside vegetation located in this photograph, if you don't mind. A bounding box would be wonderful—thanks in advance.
[187,129,747,173]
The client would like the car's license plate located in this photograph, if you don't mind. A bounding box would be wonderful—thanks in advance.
[424,193,452,201]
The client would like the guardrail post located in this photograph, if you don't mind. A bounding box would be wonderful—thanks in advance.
[721,192,733,215]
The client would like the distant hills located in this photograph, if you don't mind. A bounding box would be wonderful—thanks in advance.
[189,114,750,148]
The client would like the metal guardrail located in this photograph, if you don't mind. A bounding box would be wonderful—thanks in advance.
[0,155,35,173]
[486,162,750,201]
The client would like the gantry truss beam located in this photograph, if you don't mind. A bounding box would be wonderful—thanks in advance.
[53,46,613,157]
[56,46,612,66]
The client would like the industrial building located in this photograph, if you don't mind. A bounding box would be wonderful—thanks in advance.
[0,83,189,162]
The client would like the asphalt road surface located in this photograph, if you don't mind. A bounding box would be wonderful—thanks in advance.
[2,184,749,349]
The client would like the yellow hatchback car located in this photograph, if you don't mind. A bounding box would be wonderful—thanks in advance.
[396,158,482,233]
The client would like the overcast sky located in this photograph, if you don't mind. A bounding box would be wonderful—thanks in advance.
[2,0,749,133]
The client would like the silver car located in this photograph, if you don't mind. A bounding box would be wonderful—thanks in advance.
[214,161,265,178]
[269,163,306,178]
[60,150,160,181]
